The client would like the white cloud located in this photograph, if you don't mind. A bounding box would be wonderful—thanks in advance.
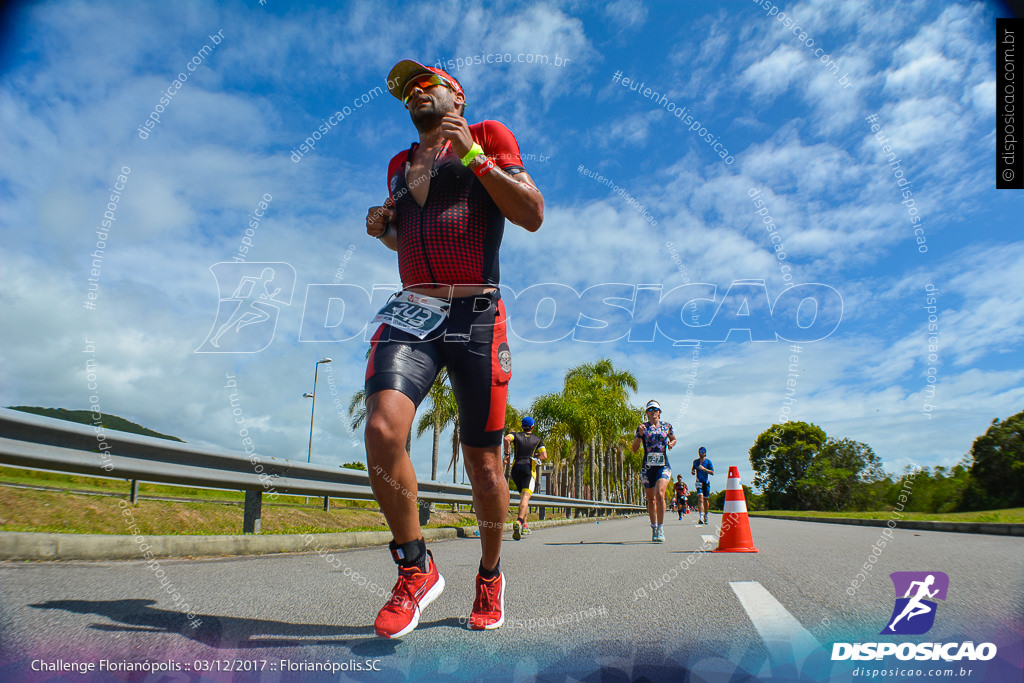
[740,46,805,100]
[603,0,647,32]
[0,0,1019,489]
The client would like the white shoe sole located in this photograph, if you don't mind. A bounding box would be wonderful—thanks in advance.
[469,575,505,630]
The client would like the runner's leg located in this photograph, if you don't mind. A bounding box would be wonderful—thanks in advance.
[654,478,668,525]
[463,444,508,570]
[518,489,532,523]
[645,486,657,526]
[365,389,420,545]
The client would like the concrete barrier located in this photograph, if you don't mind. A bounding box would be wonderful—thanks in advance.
[0,514,638,561]
[749,514,1023,536]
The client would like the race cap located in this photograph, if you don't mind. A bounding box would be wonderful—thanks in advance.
[698,446,706,454]
[387,60,464,102]
[521,416,535,429]
[645,400,661,412]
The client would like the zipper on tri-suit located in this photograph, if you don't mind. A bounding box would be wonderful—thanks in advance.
[417,140,452,287]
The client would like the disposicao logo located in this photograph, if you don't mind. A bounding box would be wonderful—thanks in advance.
[882,571,948,635]
[831,571,997,662]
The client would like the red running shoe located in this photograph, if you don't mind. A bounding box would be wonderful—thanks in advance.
[468,571,505,630]
[374,551,445,638]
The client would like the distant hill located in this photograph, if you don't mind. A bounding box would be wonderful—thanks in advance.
[7,406,185,442]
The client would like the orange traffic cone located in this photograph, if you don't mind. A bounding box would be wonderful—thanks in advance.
[713,466,758,553]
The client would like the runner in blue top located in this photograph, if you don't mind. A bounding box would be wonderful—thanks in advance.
[691,446,714,526]
[631,399,676,543]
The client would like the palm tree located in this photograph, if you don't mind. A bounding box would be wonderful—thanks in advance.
[447,412,462,483]
[347,388,367,433]
[348,386,412,456]
[532,387,592,500]
[622,444,643,504]
[502,402,523,479]
[504,402,522,434]
[415,370,458,481]
[533,359,639,502]
[567,359,638,500]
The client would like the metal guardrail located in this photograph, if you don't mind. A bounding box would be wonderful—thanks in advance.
[0,409,644,533]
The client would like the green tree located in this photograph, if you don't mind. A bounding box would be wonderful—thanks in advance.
[532,358,638,501]
[503,403,524,480]
[505,403,523,434]
[895,462,970,513]
[341,461,367,471]
[709,485,758,512]
[967,410,1024,509]
[347,386,412,460]
[795,438,884,511]
[347,388,368,432]
[572,359,637,501]
[749,421,827,509]
[416,370,457,481]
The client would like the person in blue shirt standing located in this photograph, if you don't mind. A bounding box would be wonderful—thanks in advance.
[691,446,714,526]
[631,400,676,542]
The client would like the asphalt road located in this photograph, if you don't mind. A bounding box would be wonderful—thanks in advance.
[0,515,1021,682]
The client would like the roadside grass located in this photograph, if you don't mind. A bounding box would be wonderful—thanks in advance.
[747,508,1024,524]
[0,465,377,507]
[0,466,565,535]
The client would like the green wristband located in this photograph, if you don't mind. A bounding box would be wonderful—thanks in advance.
[461,143,484,166]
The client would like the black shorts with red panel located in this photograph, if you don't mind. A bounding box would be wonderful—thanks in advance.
[364,290,511,448]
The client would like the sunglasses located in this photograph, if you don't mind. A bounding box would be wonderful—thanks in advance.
[646,407,660,412]
[402,74,452,106]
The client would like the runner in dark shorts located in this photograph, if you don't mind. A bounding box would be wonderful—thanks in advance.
[503,416,547,540]
[631,399,676,543]
[691,446,714,526]
[673,475,689,520]
[363,59,544,638]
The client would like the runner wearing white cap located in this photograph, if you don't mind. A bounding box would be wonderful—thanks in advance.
[631,400,676,542]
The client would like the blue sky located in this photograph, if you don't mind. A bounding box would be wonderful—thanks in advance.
[1,0,1021,490]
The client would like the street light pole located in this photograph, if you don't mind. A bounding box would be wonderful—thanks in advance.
[304,358,332,510]
[304,358,332,464]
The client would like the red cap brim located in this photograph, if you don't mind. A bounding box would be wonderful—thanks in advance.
[387,59,463,102]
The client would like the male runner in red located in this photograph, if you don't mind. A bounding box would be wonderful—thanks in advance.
[673,475,689,520]
[364,60,544,638]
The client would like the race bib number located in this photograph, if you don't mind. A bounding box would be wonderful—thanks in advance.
[372,291,449,339]
[645,452,666,467]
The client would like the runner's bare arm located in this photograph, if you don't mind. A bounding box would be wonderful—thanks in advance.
[475,167,544,232]
[440,113,544,232]
[366,199,398,251]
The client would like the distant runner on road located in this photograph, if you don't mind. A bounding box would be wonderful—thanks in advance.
[631,399,676,542]
[691,446,714,526]
[673,475,689,520]
[503,416,547,540]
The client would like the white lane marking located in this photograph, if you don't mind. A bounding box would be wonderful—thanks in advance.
[730,581,821,667]
[700,535,716,545]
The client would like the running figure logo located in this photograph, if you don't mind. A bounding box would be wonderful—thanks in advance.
[196,262,296,353]
[881,571,949,635]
